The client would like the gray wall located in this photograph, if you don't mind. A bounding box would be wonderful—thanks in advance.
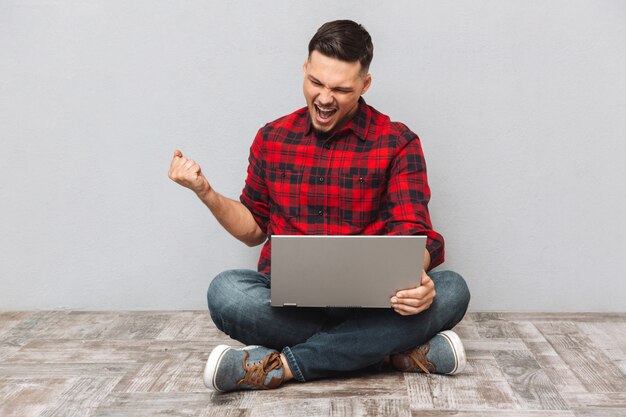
[1,1,625,311]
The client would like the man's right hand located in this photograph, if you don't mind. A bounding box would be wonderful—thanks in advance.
[168,149,211,197]
[168,149,266,246]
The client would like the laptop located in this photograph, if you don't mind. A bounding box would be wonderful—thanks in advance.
[270,235,426,308]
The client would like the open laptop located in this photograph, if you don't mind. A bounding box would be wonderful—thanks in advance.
[270,235,426,308]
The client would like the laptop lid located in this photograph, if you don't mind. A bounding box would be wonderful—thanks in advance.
[270,235,426,308]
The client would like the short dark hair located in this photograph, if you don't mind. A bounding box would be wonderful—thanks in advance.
[308,20,373,73]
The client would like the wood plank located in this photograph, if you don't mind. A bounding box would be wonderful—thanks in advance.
[411,411,576,416]
[415,356,521,410]
[573,410,626,417]
[331,398,411,417]
[146,340,224,354]
[28,311,121,340]
[0,345,23,362]
[0,377,73,417]
[5,339,151,364]
[0,312,58,348]
[0,363,134,377]
[577,322,626,363]
[473,315,521,339]
[464,338,528,353]
[451,316,481,340]
[493,350,568,410]
[38,376,120,417]
[514,321,587,394]
[428,373,520,410]
[404,372,434,409]
[257,370,407,399]
[112,351,206,393]
[0,312,31,339]
[155,311,211,341]
[560,391,626,408]
[210,397,330,417]
[93,392,216,417]
[534,322,626,393]
[99,312,179,339]
[200,408,250,417]
[473,313,626,323]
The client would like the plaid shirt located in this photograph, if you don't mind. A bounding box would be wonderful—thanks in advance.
[240,98,444,275]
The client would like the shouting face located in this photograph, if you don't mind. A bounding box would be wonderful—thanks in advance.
[303,50,371,135]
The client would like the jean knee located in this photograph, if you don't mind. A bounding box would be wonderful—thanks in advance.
[446,271,470,310]
[207,271,225,313]
[207,269,269,334]
[433,270,470,324]
[206,270,240,329]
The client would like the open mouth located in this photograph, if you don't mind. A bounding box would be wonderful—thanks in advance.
[315,104,337,124]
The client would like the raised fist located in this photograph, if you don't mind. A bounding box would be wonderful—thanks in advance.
[168,149,211,196]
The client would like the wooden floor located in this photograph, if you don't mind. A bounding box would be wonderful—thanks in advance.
[0,311,625,417]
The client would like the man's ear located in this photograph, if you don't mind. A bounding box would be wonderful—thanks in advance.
[302,58,308,75]
[361,73,372,95]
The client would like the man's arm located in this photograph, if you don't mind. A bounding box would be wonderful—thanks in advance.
[385,131,445,270]
[385,130,441,316]
[168,150,267,247]
[197,187,267,247]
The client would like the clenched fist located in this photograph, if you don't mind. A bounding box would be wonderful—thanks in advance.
[168,150,211,196]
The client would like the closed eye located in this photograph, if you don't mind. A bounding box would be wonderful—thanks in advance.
[308,76,354,93]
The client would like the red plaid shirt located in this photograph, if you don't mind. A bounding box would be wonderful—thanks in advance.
[240,98,444,275]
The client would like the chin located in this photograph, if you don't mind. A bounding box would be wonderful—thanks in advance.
[314,121,339,134]
[313,123,333,133]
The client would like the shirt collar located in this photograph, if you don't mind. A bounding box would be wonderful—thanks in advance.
[306,97,371,142]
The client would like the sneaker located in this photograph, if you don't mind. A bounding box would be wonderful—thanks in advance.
[203,345,284,392]
[390,330,466,375]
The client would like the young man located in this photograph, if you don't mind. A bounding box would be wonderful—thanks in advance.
[168,20,470,392]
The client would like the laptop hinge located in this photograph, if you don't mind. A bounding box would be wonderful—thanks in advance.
[283,303,297,307]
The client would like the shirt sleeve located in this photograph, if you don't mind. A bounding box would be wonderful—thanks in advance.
[384,129,445,270]
[239,128,270,234]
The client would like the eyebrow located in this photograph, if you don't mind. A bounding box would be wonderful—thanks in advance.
[308,75,354,92]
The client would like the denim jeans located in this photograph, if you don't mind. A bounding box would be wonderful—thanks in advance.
[207,268,470,382]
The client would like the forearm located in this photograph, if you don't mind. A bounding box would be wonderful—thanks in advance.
[196,188,267,247]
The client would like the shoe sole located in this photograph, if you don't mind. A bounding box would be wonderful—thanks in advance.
[439,330,466,375]
[204,344,231,392]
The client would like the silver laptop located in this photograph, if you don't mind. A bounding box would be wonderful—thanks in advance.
[271,235,426,308]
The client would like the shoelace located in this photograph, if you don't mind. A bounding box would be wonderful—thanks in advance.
[237,351,284,389]
[405,343,437,375]
[407,348,432,375]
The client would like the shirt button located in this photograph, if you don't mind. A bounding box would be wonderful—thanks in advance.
[281,172,286,178]
[317,210,324,216]
[359,177,364,183]
[319,177,325,183]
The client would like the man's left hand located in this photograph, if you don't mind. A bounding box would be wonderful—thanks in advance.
[390,270,436,316]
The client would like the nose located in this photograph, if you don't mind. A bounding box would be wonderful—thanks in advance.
[317,88,334,106]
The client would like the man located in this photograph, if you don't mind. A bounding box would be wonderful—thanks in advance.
[168,20,470,392]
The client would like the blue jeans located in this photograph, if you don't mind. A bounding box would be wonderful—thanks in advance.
[207,269,470,382]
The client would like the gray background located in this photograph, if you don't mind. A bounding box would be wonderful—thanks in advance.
[1,1,625,311]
